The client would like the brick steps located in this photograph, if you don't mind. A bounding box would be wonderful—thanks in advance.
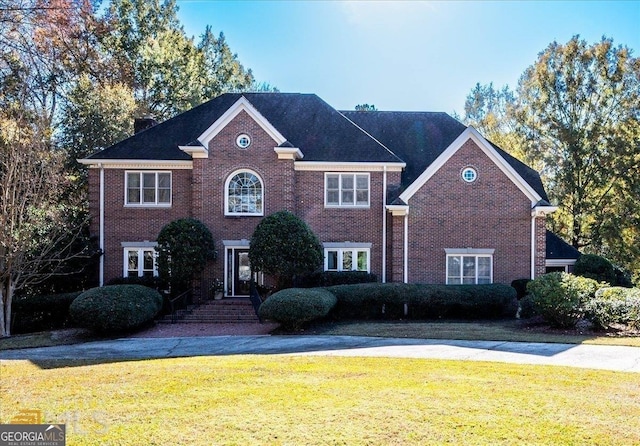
[159,298,259,324]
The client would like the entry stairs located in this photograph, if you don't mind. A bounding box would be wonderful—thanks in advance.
[160,298,259,324]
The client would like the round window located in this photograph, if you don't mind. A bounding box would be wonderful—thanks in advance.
[461,167,477,183]
[236,134,251,149]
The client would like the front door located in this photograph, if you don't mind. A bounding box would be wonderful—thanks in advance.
[226,248,252,296]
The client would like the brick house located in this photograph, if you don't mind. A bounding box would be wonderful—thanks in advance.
[79,93,574,297]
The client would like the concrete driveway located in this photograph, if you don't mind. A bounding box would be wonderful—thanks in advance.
[1,335,639,372]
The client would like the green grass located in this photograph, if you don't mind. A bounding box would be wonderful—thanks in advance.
[1,356,638,445]
[302,319,640,347]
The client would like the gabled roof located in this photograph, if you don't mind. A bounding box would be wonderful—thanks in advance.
[343,110,549,202]
[86,93,403,164]
[546,231,581,260]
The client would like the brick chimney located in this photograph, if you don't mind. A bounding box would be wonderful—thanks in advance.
[134,116,158,134]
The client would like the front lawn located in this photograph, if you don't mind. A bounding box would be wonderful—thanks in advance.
[1,356,639,445]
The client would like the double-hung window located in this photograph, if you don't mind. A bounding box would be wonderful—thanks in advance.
[126,171,171,206]
[124,247,157,278]
[445,249,494,284]
[325,173,369,207]
[324,244,371,272]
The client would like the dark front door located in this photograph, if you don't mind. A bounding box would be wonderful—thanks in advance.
[234,250,251,296]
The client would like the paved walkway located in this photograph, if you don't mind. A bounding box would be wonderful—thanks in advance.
[2,335,639,372]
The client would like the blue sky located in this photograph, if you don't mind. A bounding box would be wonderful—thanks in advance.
[176,0,640,115]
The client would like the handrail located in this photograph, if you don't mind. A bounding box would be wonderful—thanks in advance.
[249,280,263,323]
[166,289,192,324]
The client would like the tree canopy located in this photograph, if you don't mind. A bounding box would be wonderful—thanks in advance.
[462,36,640,281]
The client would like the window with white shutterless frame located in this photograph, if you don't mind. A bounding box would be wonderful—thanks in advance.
[123,245,158,278]
[445,249,494,284]
[324,243,371,272]
[325,173,370,207]
[125,171,171,206]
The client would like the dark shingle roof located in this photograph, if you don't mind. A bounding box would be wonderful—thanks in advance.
[342,111,466,189]
[87,93,403,164]
[546,231,581,259]
[87,93,549,203]
[343,110,549,201]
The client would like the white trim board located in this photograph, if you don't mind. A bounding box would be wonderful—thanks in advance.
[399,127,542,205]
[197,96,287,148]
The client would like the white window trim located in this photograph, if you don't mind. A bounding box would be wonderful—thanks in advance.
[123,245,158,278]
[324,172,370,208]
[445,249,494,285]
[323,243,371,273]
[224,169,265,217]
[124,171,172,207]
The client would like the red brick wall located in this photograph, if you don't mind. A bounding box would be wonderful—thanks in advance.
[195,110,294,282]
[93,167,192,282]
[397,138,535,284]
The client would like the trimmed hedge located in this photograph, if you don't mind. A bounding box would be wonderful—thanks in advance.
[296,271,378,288]
[585,287,640,330]
[12,292,82,334]
[106,275,162,290]
[259,288,337,329]
[526,272,604,328]
[69,285,163,333]
[327,283,517,320]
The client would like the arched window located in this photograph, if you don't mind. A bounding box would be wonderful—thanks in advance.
[225,170,264,216]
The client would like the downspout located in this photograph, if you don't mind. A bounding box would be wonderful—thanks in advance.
[404,212,409,283]
[530,213,536,280]
[382,166,387,283]
[99,164,105,287]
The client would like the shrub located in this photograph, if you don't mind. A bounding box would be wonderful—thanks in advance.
[327,283,517,320]
[574,254,616,285]
[12,292,82,334]
[526,272,604,328]
[296,271,378,288]
[249,211,323,291]
[258,288,337,329]
[106,275,162,289]
[585,287,640,330]
[511,279,532,300]
[69,285,163,333]
[157,218,216,293]
[517,295,538,319]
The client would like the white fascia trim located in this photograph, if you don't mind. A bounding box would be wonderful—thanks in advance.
[179,145,208,159]
[197,96,287,148]
[546,259,577,266]
[121,241,158,248]
[532,205,559,216]
[295,161,405,172]
[399,127,542,205]
[222,239,251,247]
[323,242,372,249]
[445,248,495,255]
[274,147,304,160]
[79,159,193,170]
[386,205,409,216]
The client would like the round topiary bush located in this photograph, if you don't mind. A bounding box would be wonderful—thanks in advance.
[69,285,163,333]
[258,288,337,329]
[574,254,616,285]
[526,272,604,328]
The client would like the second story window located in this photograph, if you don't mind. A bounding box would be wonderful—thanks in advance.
[126,171,171,206]
[226,169,264,216]
[325,173,370,207]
